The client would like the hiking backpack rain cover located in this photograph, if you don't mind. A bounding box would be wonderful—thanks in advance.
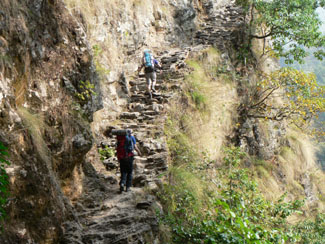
[144,52,154,73]
[116,135,134,160]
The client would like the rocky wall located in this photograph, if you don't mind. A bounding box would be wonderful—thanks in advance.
[0,0,99,242]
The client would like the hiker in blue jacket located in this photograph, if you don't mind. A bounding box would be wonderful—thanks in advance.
[116,129,141,193]
[138,50,162,94]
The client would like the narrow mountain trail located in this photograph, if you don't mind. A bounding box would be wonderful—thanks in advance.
[62,2,244,243]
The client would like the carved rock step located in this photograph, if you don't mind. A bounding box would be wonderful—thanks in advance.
[130,84,167,93]
[130,96,167,105]
[144,153,168,170]
[129,79,164,87]
[140,140,167,155]
[129,103,164,113]
[119,114,160,123]
[80,222,153,244]
[133,174,156,187]
[140,110,160,116]
[115,123,163,130]
[120,112,140,120]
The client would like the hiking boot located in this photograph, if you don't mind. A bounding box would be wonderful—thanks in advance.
[126,187,130,192]
[120,184,125,193]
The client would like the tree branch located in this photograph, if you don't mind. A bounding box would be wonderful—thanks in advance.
[249,87,279,109]
[250,31,273,39]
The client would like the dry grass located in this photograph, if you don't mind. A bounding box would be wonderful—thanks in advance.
[181,48,237,161]
[61,164,84,202]
[17,107,50,165]
[253,128,325,216]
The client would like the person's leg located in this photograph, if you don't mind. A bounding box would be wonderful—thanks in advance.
[151,72,157,92]
[119,159,127,192]
[125,157,134,191]
[145,73,152,93]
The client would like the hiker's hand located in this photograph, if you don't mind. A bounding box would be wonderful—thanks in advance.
[136,147,142,156]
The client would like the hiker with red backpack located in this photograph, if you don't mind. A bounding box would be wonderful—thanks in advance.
[138,50,162,95]
[114,129,141,193]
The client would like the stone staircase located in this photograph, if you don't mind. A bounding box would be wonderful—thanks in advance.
[61,1,244,243]
[61,49,191,244]
[195,0,244,50]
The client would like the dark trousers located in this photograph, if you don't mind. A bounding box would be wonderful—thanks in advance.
[119,157,134,188]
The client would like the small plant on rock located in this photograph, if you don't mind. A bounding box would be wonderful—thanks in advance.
[98,145,115,161]
[76,80,96,101]
[0,142,10,226]
[92,45,110,77]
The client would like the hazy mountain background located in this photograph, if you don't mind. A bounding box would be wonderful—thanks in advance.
[279,8,325,169]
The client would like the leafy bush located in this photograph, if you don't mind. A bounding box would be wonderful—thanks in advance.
[0,142,10,225]
[158,146,309,244]
[92,45,110,77]
[184,60,208,112]
[237,0,325,64]
[76,80,96,101]
[239,68,325,136]
[294,214,325,244]
[98,145,115,161]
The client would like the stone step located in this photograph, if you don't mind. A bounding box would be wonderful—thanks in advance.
[116,123,161,130]
[137,114,157,122]
[129,103,164,113]
[130,84,167,93]
[80,222,152,244]
[119,112,141,120]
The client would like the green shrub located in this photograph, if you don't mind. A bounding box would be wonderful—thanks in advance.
[0,142,10,226]
[92,45,110,77]
[76,80,96,101]
[185,60,208,112]
[158,146,307,244]
[293,214,325,244]
[98,145,115,161]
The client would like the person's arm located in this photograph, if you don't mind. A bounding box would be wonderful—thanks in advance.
[137,63,144,72]
[132,136,141,156]
[134,144,141,156]
[138,56,145,72]
[154,59,162,73]
[157,60,162,69]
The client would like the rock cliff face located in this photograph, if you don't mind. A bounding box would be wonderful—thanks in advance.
[0,0,323,243]
[0,0,99,243]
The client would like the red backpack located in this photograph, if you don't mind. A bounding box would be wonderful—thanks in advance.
[116,135,134,160]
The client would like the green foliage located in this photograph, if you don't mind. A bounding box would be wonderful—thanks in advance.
[75,80,96,101]
[92,45,110,76]
[237,43,252,64]
[189,87,207,110]
[242,68,325,135]
[293,214,325,243]
[98,145,115,161]
[185,61,208,111]
[158,146,312,244]
[165,117,199,166]
[0,142,10,225]
[316,142,325,170]
[282,50,325,85]
[237,0,325,63]
[280,51,325,165]
[158,167,208,219]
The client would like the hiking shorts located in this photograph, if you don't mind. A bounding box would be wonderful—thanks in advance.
[145,72,157,85]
